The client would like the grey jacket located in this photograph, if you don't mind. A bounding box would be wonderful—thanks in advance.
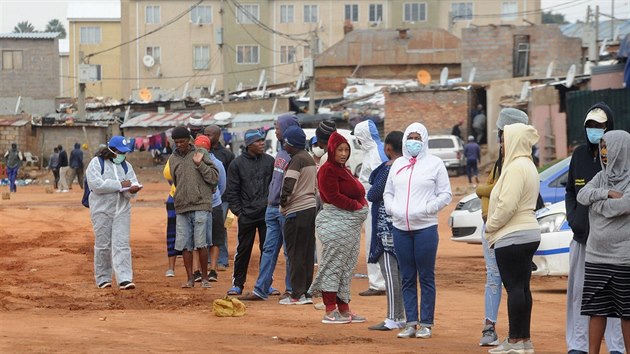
[168,145,219,214]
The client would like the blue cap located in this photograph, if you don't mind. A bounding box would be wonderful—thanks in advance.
[108,136,131,153]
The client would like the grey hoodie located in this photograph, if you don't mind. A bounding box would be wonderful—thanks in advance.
[577,130,630,265]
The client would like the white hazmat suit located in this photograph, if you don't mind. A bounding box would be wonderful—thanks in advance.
[86,156,139,287]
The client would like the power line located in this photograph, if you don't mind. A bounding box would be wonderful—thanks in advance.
[452,0,591,21]
[228,0,313,42]
[85,0,204,60]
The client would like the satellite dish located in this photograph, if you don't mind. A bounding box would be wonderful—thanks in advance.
[416,70,431,85]
[143,55,155,68]
[439,67,448,86]
[545,61,554,79]
[519,81,530,101]
[468,67,476,83]
[209,78,216,95]
[139,88,152,102]
[214,111,232,121]
[257,70,266,91]
[565,64,576,88]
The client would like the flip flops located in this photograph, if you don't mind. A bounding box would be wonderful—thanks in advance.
[227,286,242,295]
[268,287,281,296]
[182,280,194,288]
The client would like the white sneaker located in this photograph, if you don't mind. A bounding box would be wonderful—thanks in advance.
[397,325,416,338]
[415,326,432,338]
[488,338,527,354]
[61,189,69,193]
[165,269,175,277]
[278,294,310,305]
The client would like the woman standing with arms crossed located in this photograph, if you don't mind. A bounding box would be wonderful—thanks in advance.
[309,132,369,324]
[384,122,452,339]
[486,123,540,354]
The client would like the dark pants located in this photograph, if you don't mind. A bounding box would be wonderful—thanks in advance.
[52,168,60,189]
[7,166,18,192]
[284,207,316,299]
[466,159,478,183]
[232,216,267,289]
[494,241,540,339]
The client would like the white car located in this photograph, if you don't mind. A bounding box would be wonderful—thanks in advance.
[449,193,483,244]
[532,201,571,276]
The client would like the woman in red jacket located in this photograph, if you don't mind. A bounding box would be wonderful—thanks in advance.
[309,132,369,324]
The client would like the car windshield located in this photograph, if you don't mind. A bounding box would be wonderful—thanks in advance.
[539,156,571,181]
[428,138,454,149]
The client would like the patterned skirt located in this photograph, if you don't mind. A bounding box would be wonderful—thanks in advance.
[308,203,368,303]
[581,262,630,319]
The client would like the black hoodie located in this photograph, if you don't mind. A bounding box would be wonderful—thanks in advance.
[565,102,615,244]
[225,149,274,222]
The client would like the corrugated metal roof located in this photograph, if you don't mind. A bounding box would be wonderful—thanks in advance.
[0,32,60,39]
[68,1,121,21]
[0,115,29,127]
[231,113,285,125]
[120,112,215,128]
[561,19,630,41]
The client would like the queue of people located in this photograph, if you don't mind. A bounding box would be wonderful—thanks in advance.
[79,102,629,353]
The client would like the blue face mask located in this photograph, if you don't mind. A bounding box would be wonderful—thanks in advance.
[112,154,126,164]
[586,128,605,144]
[405,140,424,157]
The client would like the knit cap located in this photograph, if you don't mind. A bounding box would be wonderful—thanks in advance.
[496,108,528,130]
[316,120,336,144]
[283,126,306,150]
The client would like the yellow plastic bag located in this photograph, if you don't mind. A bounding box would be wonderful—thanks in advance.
[213,296,246,317]
[224,210,236,229]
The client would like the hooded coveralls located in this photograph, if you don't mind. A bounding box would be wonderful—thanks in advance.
[353,120,388,291]
[86,156,139,286]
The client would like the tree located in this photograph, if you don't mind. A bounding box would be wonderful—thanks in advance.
[45,19,66,39]
[13,21,36,33]
[542,11,568,24]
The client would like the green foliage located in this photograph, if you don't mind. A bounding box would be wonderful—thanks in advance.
[13,21,36,33]
[45,19,67,39]
[542,11,568,24]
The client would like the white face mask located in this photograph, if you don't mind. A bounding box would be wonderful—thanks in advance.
[312,146,325,157]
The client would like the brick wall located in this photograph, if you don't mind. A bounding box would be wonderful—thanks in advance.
[33,126,109,166]
[384,89,470,136]
[0,125,33,157]
[461,25,583,82]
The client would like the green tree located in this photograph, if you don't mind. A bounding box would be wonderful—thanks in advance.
[45,19,66,39]
[13,21,36,33]
[542,11,568,24]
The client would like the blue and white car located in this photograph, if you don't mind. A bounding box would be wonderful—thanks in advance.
[532,201,571,276]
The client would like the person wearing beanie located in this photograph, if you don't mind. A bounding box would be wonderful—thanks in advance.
[225,128,274,295]
[239,114,299,301]
[276,125,317,304]
[168,126,219,289]
[565,102,624,354]
[187,114,204,138]
[475,107,529,346]
[315,120,337,150]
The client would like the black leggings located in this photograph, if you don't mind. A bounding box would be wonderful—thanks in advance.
[494,241,540,339]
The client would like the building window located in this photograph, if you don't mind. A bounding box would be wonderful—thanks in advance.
[501,1,518,21]
[280,5,294,23]
[2,50,23,70]
[191,5,212,24]
[146,5,161,24]
[369,4,383,22]
[513,35,530,77]
[80,26,101,44]
[146,46,161,64]
[304,5,318,23]
[280,45,296,63]
[345,4,359,22]
[236,4,259,24]
[303,45,310,58]
[193,45,210,70]
[236,45,259,64]
[451,2,473,21]
[403,3,427,22]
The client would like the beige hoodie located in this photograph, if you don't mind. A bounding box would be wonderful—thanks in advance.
[485,123,540,246]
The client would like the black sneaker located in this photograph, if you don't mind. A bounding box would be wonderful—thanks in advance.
[119,281,136,290]
[193,270,202,282]
[98,281,112,289]
[208,270,218,282]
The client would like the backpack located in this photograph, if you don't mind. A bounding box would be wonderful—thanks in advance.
[82,157,129,208]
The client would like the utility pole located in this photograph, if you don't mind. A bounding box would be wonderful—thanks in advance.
[308,31,319,114]
[611,0,615,41]
[78,51,86,120]
[220,0,229,103]
[595,5,599,65]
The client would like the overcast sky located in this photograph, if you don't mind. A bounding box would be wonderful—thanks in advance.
[1,0,629,33]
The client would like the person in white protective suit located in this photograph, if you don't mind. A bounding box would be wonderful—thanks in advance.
[86,136,142,290]
[353,119,387,296]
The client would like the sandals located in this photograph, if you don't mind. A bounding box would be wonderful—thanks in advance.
[181,280,195,288]
[227,286,242,295]
[200,280,212,288]
[268,287,281,296]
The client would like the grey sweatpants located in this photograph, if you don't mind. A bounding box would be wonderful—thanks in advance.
[378,252,405,322]
[566,240,625,353]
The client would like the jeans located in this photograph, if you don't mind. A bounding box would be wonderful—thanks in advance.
[482,227,502,324]
[175,210,209,251]
[218,201,229,266]
[495,241,539,339]
[7,166,18,192]
[466,159,479,183]
[253,206,292,299]
[393,225,438,327]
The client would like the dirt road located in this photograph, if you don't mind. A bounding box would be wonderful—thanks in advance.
[0,169,569,353]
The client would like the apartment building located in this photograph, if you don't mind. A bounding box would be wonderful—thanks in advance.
[118,0,541,99]
[68,2,123,99]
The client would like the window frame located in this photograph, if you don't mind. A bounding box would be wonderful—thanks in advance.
[236,4,260,24]
[501,1,518,21]
[145,5,161,24]
[344,4,359,22]
[146,46,161,64]
[190,5,212,24]
[280,45,296,64]
[451,2,473,21]
[79,26,101,44]
[369,3,383,22]
[236,45,260,65]
[280,4,294,23]
[303,5,318,23]
[2,50,23,70]
[403,2,427,22]
[193,45,210,70]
